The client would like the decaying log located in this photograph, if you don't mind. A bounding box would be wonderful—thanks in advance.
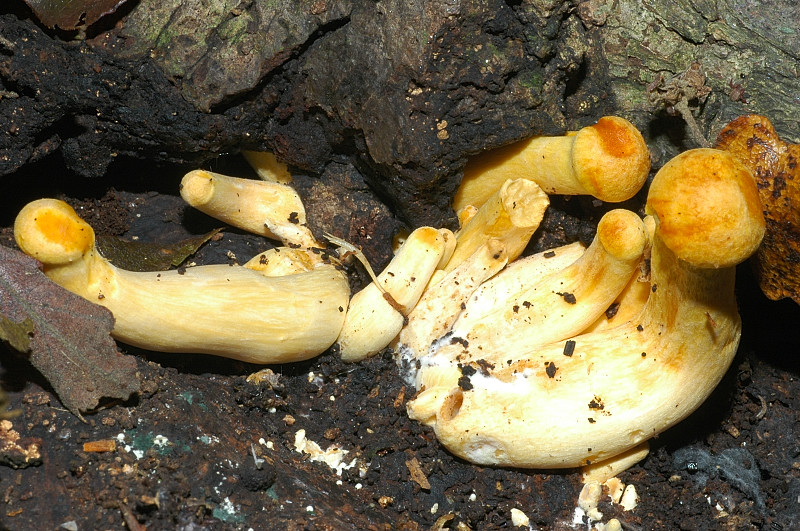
[1,0,798,229]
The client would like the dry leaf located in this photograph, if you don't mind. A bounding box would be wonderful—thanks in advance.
[24,0,131,31]
[714,115,800,304]
[0,245,139,419]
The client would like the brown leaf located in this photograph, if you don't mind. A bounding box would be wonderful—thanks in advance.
[714,115,800,304]
[0,245,139,420]
[95,229,222,272]
[24,0,131,31]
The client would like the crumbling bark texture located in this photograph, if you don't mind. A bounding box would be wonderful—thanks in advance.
[1,0,798,227]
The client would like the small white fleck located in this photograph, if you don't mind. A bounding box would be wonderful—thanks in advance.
[510,508,530,527]
[430,503,439,514]
[306,505,314,513]
[219,497,237,516]
[355,483,363,490]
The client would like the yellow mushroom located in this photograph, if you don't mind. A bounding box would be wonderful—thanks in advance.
[453,116,650,213]
[337,227,451,362]
[429,209,648,365]
[399,238,511,361]
[444,177,549,272]
[180,169,319,250]
[14,199,350,364]
[584,216,654,333]
[241,150,293,184]
[403,148,764,474]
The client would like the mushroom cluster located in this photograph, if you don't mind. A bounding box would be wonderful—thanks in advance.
[14,168,350,364]
[398,146,763,478]
[13,117,765,477]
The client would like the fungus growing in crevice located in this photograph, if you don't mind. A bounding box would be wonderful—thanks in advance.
[400,148,764,476]
[453,116,650,214]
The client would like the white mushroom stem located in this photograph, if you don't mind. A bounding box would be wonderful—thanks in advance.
[398,238,509,361]
[14,199,350,364]
[406,148,765,471]
[434,209,647,365]
[454,116,650,213]
[180,170,319,250]
[444,177,549,272]
[337,227,450,362]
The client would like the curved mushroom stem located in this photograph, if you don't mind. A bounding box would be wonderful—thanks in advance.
[444,177,549,272]
[406,148,764,471]
[585,216,655,333]
[435,209,647,364]
[180,170,319,250]
[337,227,450,362]
[398,238,510,362]
[14,199,350,364]
[453,116,650,213]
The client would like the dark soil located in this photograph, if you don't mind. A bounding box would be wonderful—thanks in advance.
[1,157,799,531]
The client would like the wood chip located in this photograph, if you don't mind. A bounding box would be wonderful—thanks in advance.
[393,386,406,408]
[405,456,431,490]
[82,439,116,453]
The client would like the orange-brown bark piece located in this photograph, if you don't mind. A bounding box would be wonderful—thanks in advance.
[714,115,800,304]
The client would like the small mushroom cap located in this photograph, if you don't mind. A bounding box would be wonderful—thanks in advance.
[646,148,765,268]
[14,199,95,265]
[571,116,651,202]
[595,208,648,263]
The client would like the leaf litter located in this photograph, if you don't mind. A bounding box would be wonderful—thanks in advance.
[0,244,139,420]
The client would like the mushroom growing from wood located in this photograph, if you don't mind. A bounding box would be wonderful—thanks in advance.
[180,169,319,250]
[399,148,764,475]
[14,199,350,364]
[336,226,452,362]
[453,116,651,214]
[444,178,549,272]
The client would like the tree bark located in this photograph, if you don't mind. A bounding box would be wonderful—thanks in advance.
[1,0,798,227]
